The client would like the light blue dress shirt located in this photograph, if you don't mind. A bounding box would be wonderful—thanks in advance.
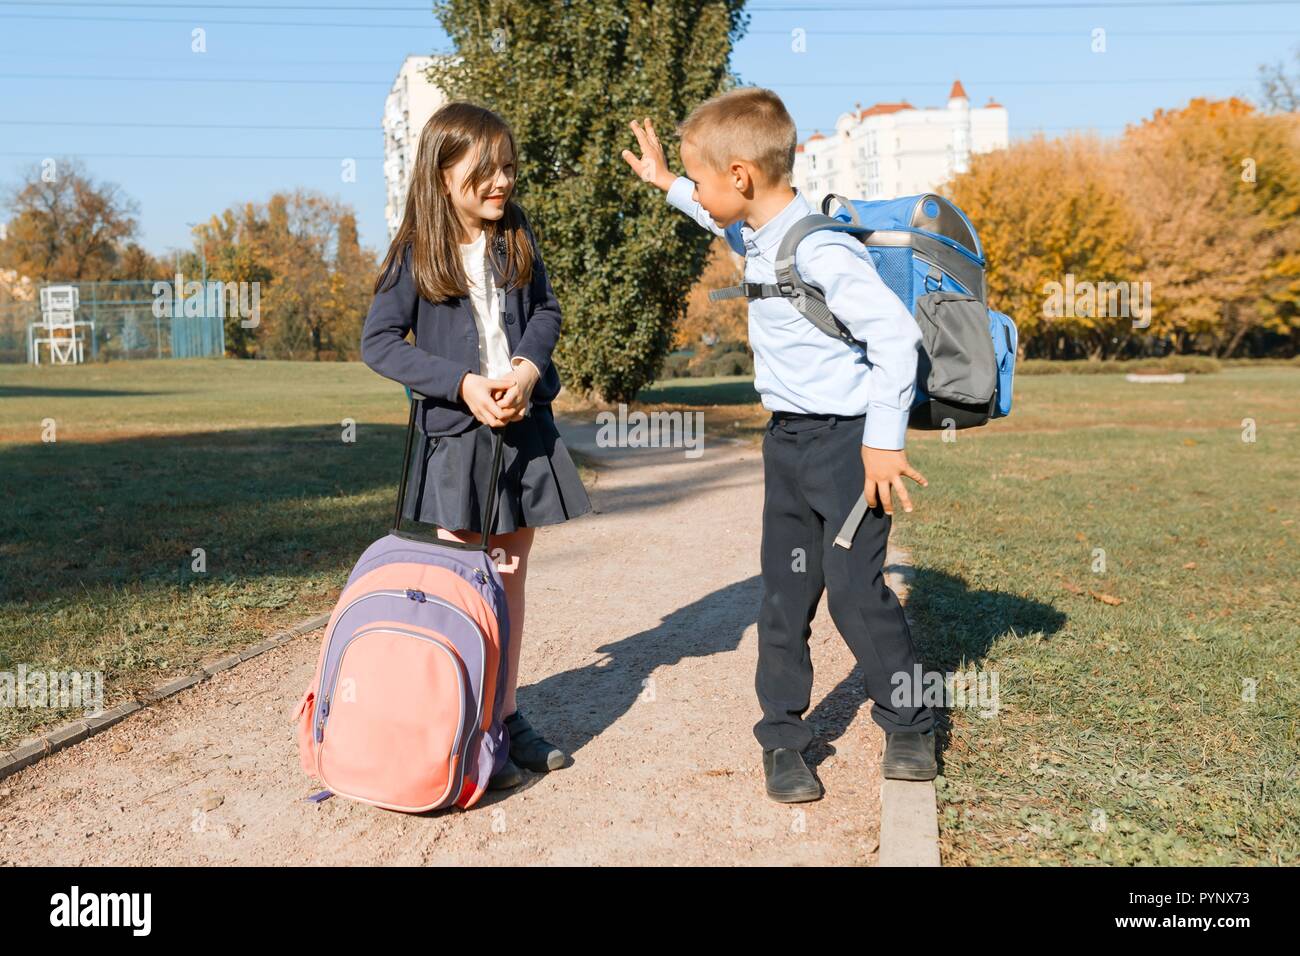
[666,176,921,449]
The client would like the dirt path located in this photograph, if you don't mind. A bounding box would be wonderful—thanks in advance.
[0,418,889,866]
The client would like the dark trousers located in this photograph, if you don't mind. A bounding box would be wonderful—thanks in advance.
[754,411,935,751]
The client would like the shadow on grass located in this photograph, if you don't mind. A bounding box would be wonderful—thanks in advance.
[804,566,1068,772]
[636,377,759,406]
[0,385,173,399]
[0,423,413,606]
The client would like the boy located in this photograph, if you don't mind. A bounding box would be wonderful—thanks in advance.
[622,88,936,802]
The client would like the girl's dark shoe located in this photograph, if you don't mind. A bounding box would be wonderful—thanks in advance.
[762,747,823,803]
[504,711,566,772]
[881,729,938,781]
[487,755,524,790]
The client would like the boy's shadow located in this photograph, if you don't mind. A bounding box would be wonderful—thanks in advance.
[490,564,1065,797]
[474,575,762,804]
[804,565,1067,773]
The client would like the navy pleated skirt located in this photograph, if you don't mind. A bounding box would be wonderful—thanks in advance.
[401,403,592,535]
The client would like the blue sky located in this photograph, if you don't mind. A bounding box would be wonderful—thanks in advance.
[1,0,1297,257]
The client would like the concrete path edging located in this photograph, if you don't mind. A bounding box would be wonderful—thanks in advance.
[878,550,942,867]
[0,612,330,785]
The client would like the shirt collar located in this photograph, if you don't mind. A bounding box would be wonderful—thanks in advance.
[740,188,811,257]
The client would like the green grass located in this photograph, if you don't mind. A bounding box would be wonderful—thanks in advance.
[1,361,1296,867]
[898,368,1300,865]
[555,373,771,443]
[0,360,437,748]
[574,368,1300,864]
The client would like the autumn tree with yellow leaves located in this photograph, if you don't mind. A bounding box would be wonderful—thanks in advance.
[945,134,1139,359]
[190,190,375,360]
[945,99,1299,358]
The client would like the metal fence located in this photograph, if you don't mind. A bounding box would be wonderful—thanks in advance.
[0,280,226,364]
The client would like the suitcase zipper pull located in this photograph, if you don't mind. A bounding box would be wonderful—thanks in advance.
[315,694,330,742]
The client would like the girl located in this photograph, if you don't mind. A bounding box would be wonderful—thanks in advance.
[361,102,592,790]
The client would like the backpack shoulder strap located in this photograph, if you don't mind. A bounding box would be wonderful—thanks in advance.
[773,214,873,347]
[707,212,875,350]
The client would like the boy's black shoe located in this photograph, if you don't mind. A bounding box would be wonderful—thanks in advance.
[881,729,938,781]
[762,748,823,803]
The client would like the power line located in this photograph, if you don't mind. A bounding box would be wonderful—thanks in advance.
[0,14,441,28]
[767,76,1254,87]
[0,71,1258,87]
[749,0,1300,8]
[0,119,1266,137]
[1,0,1297,8]
[0,119,378,131]
[0,151,384,159]
[0,50,431,64]
[0,1,437,7]
[749,28,1300,36]
[0,72,392,85]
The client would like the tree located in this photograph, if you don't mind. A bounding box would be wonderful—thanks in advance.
[675,236,748,349]
[0,158,141,281]
[1258,45,1299,113]
[110,242,166,282]
[1120,98,1300,356]
[320,212,374,361]
[191,191,375,359]
[945,134,1139,358]
[191,202,275,358]
[428,0,748,401]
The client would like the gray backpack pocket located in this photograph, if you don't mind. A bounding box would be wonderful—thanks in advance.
[913,292,998,406]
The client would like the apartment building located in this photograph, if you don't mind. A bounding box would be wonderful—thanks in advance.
[382,55,447,239]
[792,80,1008,201]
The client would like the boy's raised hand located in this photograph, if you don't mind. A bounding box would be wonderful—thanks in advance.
[862,446,928,516]
[621,118,675,193]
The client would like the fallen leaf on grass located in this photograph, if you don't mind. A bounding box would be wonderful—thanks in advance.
[1089,590,1124,606]
[1061,581,1085,595]
[1183,562,1197,570]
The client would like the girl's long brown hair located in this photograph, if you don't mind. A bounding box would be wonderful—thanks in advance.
[375,101,534,301]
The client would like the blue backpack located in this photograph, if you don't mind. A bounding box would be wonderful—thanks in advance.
[712,192,1017,431]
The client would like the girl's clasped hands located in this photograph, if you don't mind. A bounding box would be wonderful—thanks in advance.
[458,361,539,428]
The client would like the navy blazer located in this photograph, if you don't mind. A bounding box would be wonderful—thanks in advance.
[360,219,564,437]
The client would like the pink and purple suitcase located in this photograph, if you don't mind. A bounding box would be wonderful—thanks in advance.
[293,395,510,812]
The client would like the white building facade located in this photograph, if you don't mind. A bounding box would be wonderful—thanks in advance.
[793,81,1008,202]
[383,55,447,239]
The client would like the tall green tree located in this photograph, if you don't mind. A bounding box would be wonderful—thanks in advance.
[429,0,748,401]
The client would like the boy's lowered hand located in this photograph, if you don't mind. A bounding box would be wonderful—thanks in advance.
[621,118,675,193]
[862,445,928,516]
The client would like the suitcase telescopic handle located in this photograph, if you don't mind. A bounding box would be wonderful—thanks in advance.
[392,392,505,552]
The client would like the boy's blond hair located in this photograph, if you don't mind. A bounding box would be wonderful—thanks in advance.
[676,87,797,187]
